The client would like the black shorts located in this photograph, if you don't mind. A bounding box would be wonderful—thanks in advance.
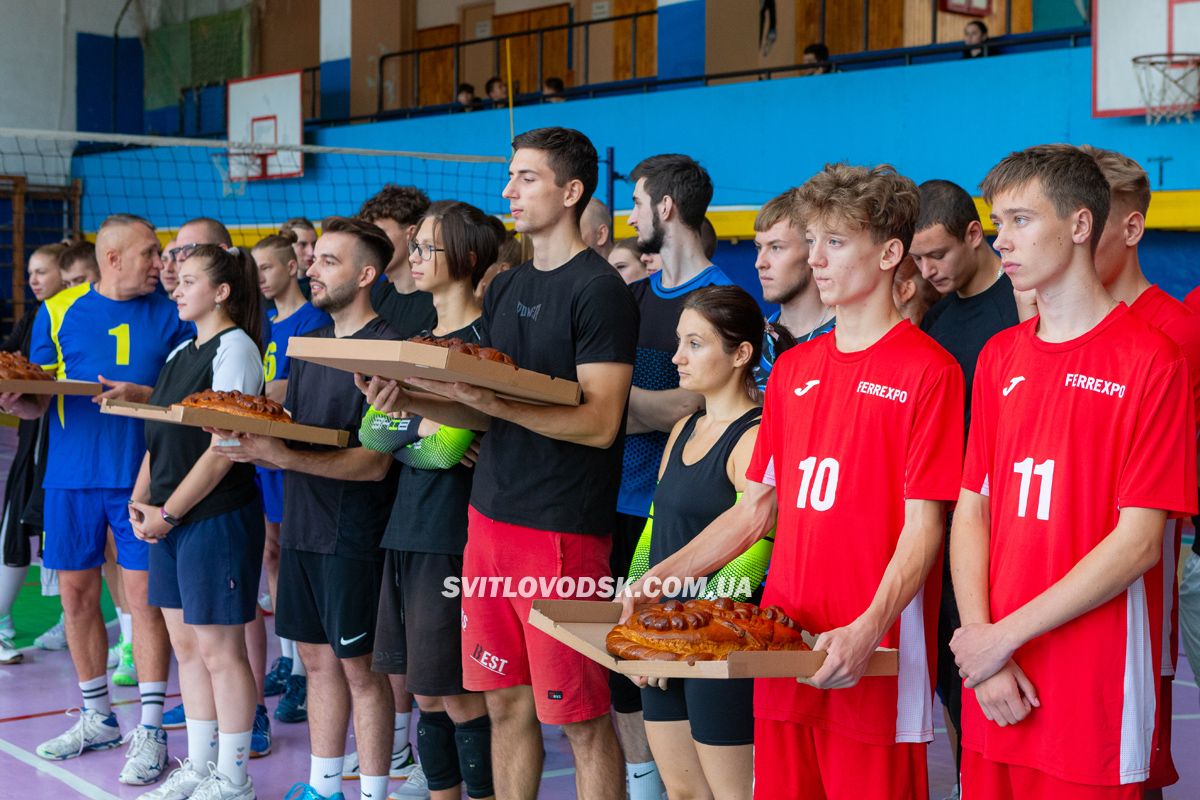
[609,512,646,715]
[641,677,754,746]
[276,547,382,659]
[373,549,469,697]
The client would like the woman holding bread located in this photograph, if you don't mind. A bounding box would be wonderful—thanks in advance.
[356,201,496,800]
[128,244,267,800]
[626,285,769,800]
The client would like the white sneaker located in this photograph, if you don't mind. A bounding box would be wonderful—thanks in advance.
[257,592,273,614]
[343,745,417,780]
[0,613,14,639]
[34,614,67,651]
[138,759,210,800]
[388,765,428,799]
[190,766,256,800]
[0,634,22,665]
[107,642,120,670]
[36,708,121,759]
[119,725,169,785]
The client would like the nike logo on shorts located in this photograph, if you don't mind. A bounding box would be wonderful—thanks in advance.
[339,632,367,646]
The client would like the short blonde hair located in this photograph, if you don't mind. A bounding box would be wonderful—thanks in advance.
[795,164,920,249]
[754,188,804,233]
[1080,145,1151,216]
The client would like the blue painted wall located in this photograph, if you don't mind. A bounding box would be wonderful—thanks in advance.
[76,33,144,134]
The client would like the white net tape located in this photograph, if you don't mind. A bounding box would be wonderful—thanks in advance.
[1132,53,1200,124]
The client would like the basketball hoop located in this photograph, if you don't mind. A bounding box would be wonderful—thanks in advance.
[209,151,249,198]
[1132,53,1200,124]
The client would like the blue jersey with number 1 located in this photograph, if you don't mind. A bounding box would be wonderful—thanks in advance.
[264,302,331,382]
[29,283,194,490]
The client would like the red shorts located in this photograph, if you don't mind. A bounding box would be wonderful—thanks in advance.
[961,748,1142,800]
[1145,676,1177,789]
[752,719,928,800]
[460,506,612,725]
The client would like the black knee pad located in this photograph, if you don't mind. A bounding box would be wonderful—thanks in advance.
[454,714,494,799]
[417,710,461,791]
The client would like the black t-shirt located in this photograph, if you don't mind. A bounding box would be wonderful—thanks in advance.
[281,317,401,561]
[921,273,1019,433]
[370,281,437,339]
[472,249,640,535]
[146,328,263,524]
[382,320,484,555]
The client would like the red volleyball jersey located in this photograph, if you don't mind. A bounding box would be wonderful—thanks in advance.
[960,305,1197,786]
[748,321,964,746]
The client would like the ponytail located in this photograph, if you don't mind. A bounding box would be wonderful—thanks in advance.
[190,244,265,353]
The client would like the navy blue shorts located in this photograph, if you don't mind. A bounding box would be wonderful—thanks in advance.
[148,501,266,625]
[641,676,755,746]
[255,468,284,524]
[43,487,146,571]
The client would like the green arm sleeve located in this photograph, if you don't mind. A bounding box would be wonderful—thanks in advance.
[359,406,422,453]
[396,424,475,470]
[702,492,775,602]
[626,503,654,582]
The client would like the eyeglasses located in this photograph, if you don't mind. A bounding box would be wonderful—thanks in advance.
[409,241,446,260]
[166,243,200,263]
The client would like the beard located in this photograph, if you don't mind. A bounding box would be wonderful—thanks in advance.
[638,211,666,255]
[311,275,359,313]
[766,264,811,306]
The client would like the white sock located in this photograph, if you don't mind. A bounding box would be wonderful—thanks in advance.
[292,652,307,676]
[186,718,219,767]
[79,675,111,715]
[217,729,251,786]
[118,611,133,644]
[360,774,388,800]
[310,754,344,798]
[279,637,294,659]
[0,564,28,618]
[138,681,167,727]
[393,711,411,754]
[627,760,665,800]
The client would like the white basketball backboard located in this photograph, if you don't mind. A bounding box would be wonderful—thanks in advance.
[226,71,304,180]
[1093,0,1200,117]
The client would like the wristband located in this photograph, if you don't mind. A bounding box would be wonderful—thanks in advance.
[161,508,182,527]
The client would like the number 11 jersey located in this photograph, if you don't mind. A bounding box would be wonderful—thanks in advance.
[30,283,193,490]
[961,304,1197,786]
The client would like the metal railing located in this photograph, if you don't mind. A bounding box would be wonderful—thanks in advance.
[376,9,656,115]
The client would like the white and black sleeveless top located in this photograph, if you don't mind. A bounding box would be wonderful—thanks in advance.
[145,327,263,524]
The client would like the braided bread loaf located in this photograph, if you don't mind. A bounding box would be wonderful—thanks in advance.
[606,598,808,661]
[179,390,292,423]
[0,352,54,382]
[408,335,517,367]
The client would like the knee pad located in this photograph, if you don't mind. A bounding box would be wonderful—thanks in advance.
[417,710,461,791]
[454,714,494,799]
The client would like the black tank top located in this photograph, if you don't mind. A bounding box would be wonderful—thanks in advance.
[648,407,762,570]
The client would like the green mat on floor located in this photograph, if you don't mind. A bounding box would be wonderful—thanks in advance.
[8,565,116,649]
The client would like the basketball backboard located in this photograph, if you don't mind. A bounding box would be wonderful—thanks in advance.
[1093,0,1200,117]
[226,71,304,180]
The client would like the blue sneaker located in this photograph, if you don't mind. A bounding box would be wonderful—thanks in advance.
[264,656,292,697]
[283,783,345,800]
[161,702,186,730]
[274,674,307,723]
[250,704,271,758]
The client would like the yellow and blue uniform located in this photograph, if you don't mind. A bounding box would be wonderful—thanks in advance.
[256,302,331,523]
[29,283,193,571]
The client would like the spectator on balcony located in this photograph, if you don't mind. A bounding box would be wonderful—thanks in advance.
[485,76,508,106]
[964,20,988,58]
[542,76,566,103]
[456,83,480,111]
[800,42,832,75]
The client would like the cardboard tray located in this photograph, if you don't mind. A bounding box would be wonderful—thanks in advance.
[286,337,581,407]
[100,399,349,447]
[529,599,899,680]
[0,378,101,396]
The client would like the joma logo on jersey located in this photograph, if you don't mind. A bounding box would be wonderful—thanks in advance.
[1064,373,1126,398]
[856,380,908,403]
[516,301,542,321]
[470,644,509,675]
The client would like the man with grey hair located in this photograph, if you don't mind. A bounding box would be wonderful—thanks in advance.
[1,214,193,787]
